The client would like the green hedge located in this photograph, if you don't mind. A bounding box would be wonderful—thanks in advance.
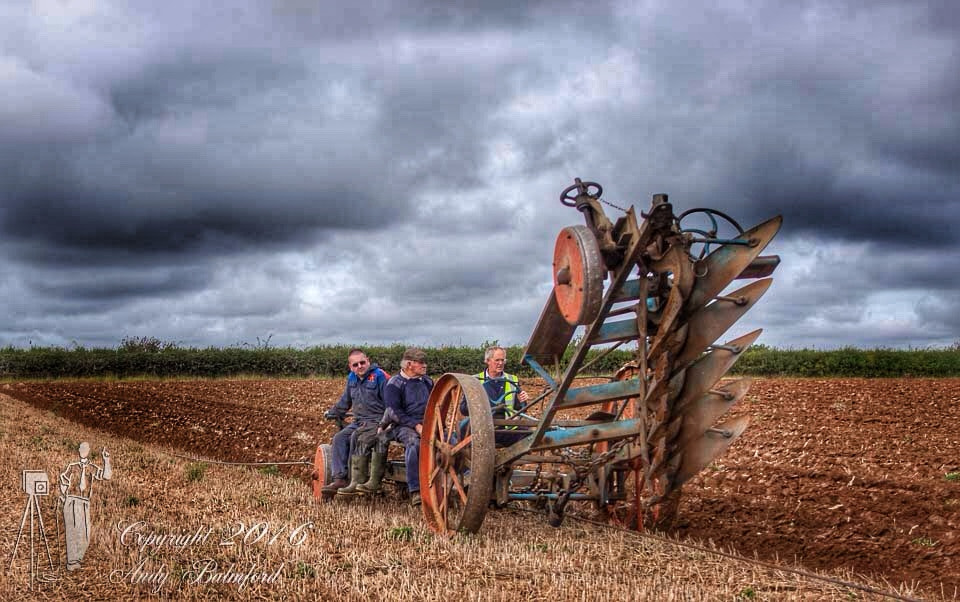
[735,345,960,377]
[0,341,958,379]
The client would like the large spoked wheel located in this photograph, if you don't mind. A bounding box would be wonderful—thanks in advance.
[420,374,496,534]
[312,443,333,502]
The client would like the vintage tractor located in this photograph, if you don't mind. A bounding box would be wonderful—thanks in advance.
[314,179,781,534]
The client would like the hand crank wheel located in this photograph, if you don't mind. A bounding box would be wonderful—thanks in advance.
[420,374,496,534]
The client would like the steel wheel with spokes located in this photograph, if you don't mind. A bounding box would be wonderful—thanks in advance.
[419,373,496,534]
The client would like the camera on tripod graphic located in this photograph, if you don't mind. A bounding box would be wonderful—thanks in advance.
[22,470,50,497]
[10,469,56,588]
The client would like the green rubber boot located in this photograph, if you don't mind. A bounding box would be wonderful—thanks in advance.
[337,455,369,497]
[356,452,388,495]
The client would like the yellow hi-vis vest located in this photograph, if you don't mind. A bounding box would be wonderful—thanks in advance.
[475,371,521,428]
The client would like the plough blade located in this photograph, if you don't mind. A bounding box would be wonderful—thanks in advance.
[672,378,753,451]
[671,329,762,412]
[685,215,782,313]
[673,415,750,487]
[673,279,772,370]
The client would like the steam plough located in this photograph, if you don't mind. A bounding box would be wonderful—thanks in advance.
[316,179,782,534]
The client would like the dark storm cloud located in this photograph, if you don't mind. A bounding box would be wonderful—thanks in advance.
[739,237,960,349]
[0,1,564,268]
[1,1,958,349]
[1,177,365,261]
[512,0,960,253]
[268,0,614,37]
[732,149,957,248]
[24,265,211,303]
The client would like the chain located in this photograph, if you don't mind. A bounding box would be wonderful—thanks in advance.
[600,198,630,213]
[587,436,636,472]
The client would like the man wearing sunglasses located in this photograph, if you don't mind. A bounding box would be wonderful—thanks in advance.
[320,348,390,497]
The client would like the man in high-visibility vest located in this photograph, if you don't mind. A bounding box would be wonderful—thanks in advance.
[464,345,530,447]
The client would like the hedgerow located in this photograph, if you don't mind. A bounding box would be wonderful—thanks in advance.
[0,341,957,379]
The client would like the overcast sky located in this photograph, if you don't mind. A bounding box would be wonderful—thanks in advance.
[1,1,958,352]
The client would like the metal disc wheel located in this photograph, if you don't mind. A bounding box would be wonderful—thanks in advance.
[553,225,604,325]
[312,443,333,501]
[420,374,496,534]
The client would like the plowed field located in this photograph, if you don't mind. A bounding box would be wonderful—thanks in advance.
[3,377,958,598]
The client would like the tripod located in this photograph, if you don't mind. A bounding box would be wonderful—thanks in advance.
[9,492,55,589]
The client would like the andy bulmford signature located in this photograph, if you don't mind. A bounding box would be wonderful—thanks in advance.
[111,558,284,593]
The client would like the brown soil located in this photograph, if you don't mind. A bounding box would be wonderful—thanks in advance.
[3,377,958,598]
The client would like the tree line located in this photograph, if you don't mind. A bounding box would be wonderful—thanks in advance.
[0,338,958,379]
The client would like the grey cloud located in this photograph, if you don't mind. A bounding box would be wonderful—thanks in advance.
[24,265,211,304]
[1,1,958,350]
[915,294,960,338]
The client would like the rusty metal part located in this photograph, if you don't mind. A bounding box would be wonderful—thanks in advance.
[561,178,621,267]
[672,329,763,414]
[647,245,696,361]
[523,291,577,367]
[593,215,774,530]
[672,378,752,452]
[416,179,782,536]
[420,374,496,534]
[685,215,783,313]
[674,415,750,487]
[673,279,772,370]
[560,179,603,206]
[597,364,645,529]
[312,443,332,502]
[553,225,605,326]
[737,255,781,279]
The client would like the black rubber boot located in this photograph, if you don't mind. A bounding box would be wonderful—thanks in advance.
[337,455,369,497]
[356,452,387,495]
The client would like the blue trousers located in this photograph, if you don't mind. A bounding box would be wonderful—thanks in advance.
[381,426,420,493]
[331,422,358,480]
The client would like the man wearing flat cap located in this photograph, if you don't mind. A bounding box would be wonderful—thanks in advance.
[380,347,433,506]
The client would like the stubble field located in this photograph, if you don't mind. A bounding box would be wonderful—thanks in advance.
[1,376,957,600]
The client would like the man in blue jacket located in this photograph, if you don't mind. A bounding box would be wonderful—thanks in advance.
[379,347,433,507]
[320,349,390,497]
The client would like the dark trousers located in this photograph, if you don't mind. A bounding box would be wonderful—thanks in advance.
[350,421,381,456]
[331,422,359,480]
[380,426,420,492]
